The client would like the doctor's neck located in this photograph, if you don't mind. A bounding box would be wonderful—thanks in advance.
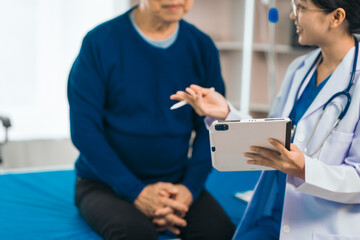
[319,34,355,69]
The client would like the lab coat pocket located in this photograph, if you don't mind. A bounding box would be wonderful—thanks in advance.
[318,130,354,165]
[313,232,360,240]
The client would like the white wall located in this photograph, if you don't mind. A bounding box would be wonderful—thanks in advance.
[0,0,130,141]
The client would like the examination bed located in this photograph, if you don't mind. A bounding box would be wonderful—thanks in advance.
[0,167,260,239]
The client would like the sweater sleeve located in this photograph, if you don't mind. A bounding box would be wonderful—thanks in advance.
[68,33,145,203]
[182,40,225,200]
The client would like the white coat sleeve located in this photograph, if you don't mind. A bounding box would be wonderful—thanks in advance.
[288,120,360,204]
[204,101,252,128]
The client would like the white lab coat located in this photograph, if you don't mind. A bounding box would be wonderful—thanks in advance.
[233,42,360,239]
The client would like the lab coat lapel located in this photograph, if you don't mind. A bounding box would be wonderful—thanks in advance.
[282,50,321,118]
[301,46,357,120]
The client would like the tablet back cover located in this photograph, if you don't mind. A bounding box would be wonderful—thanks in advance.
[209,118,291,171]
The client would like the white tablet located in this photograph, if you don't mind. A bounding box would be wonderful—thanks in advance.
[209,118,292,171]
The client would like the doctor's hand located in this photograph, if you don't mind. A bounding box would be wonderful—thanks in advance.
[245,138,305,179]
[170,84,230,120]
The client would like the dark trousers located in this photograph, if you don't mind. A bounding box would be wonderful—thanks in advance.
[75,178,235,240]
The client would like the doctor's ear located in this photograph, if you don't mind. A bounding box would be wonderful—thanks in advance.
[330,8,347,29]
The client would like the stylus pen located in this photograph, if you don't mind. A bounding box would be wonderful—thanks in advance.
[170,100,187,110]
[170,87,215,110]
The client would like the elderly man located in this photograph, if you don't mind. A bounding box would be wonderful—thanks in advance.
[68,0,235,239]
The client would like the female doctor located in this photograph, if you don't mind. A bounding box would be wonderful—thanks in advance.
[170,0,360,239]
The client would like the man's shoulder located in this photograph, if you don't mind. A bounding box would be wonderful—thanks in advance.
[85,11,131,42]
[180,20,215,48]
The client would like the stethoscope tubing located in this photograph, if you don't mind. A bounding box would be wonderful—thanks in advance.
[292,36,359,156]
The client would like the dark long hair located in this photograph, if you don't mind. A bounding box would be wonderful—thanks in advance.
[311,0,360,34]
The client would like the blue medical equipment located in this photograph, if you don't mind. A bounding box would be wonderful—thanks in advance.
[268,7,279,23]
[268,7,279,106]
[292,37,359,156]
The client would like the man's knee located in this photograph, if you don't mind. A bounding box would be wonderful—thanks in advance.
[102,221,158,240]
[182,223,235,240]
[203,226,235,240]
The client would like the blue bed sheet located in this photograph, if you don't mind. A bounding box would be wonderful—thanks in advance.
[0,170,101,239]
[0,169,260,239]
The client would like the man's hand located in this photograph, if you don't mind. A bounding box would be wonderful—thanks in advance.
[170,184,193,209]
[152,184,193,234]
[134,182,188,218]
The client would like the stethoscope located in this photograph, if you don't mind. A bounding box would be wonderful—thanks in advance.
[291,36,359,157]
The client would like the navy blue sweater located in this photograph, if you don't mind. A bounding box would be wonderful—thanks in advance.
[68,10,225,203]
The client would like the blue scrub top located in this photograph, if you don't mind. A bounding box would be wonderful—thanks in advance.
[289,70,330,126]
[241,70,330,239]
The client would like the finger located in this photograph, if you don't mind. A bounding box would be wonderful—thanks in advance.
[159,188,177,197]
[170,94,185,101]
[165,213,187,227]
[173,91,195,105]
[172,90,188,97]
[170,95,192,105]
[189,84,205,93]
[290,143,300,152]
[245,152,276,167]
[247,159,275,168]
[153,217,167,226]
[176,211,186,218]
[268,138,289,157]
[244,152,271,162]
[154,219,182,235]
[163,198,188,213]
[174,91,191,99]
[203,87,215,95]
[250,146,280,159]
[185,87,197,98]
[156,182,178,195]
[167,225,181,235]
[165,187,178,196]
[159,190,170,197]
[194,91,204,104]
[155,206,174,217]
